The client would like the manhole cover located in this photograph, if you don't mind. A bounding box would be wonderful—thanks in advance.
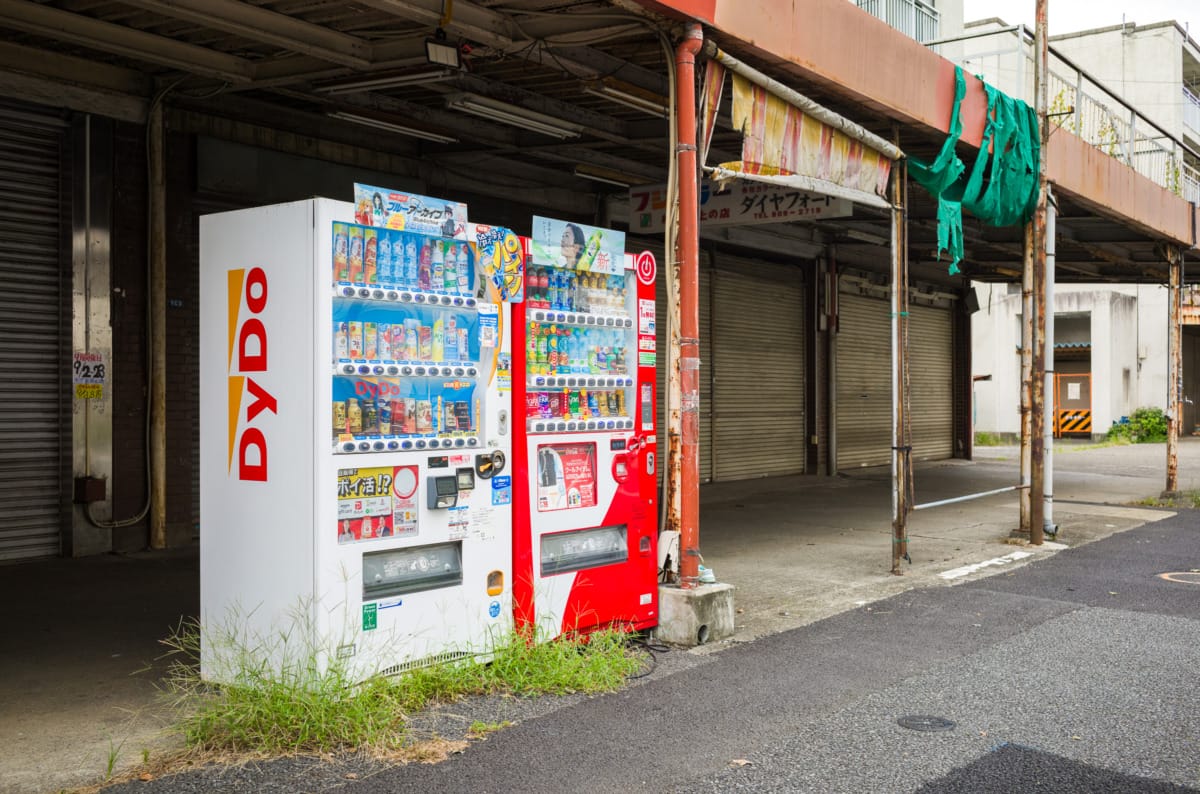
[897,715,956,732]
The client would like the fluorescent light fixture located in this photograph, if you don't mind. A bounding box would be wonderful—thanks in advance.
[583,78,669,118]
[316,69,457,94]
[573,164,646,188]
[843,228,890,245]
[445,92,584,139]
[328,111,458,144]
[426,39,461,68]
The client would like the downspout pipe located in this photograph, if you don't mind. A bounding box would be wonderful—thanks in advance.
[675,23,703,589]
[1043,188,1056,536]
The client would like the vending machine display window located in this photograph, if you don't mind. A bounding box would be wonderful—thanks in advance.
[540,524,628,577]
[362,541,463,599]
[535,443,597,511]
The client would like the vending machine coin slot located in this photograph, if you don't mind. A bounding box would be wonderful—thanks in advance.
[428,475,459,509]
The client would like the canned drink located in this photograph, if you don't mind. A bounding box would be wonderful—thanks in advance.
[332,400,347,432]
[415,400,433,433]
[455,401,471,432]
[444,402,457,431]
[378,399,392,434]
[419,325,433,361]
[348,321,363,359]
[596,391,609,417]
[347,398,363,434]
[615,389,626,416]
[364,322,378,360]
[568,390,581,418]
[363,228,378,285]
[377,231,392,286]
[401,397,416,433]
[458,328,470,361]
[536,392,551,419]
[334,322,348,359]
[390,324,405,359]
[377,322,392,360]
[404,319,419,360]
[390,399,407,433]
[332,223,349,281]
[606,390,619,416]
[587,390,600,417]
[526,392,541,419]
[362,400,378,434]
[348,225,364,282]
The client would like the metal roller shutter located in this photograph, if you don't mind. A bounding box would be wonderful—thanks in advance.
[835,292,891,469]
[712,258,805,480]
[908,303,954,460]
[647,243,713,492]
[0,103,66,561]
[835,292,955,469]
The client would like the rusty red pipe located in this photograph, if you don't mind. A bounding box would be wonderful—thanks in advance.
[676,23,703,588]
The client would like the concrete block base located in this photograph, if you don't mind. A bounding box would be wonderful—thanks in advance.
[655,582,736,647]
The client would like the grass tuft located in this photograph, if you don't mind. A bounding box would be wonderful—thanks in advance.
[158,616,642,760]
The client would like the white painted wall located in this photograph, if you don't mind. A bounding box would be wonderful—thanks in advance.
[971,282,1171,438]
[1051,24,1184,141]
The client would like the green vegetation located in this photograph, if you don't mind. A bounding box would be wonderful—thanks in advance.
[973,431,1005,446]
[1106,407,1168,444]
[159,618,642,757]
[1132,491,1200,509]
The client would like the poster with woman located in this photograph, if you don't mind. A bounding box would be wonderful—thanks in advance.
[529,216,625,275]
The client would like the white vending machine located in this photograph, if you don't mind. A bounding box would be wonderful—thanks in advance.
[200,196,513,681]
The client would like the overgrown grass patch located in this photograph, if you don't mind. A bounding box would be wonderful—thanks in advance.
[1131,491,1200,509]
[158,618,643,760]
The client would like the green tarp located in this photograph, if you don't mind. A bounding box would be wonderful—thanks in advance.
[909,66,1040,274]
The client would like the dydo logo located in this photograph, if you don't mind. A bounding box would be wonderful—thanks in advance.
[226,268,277,482]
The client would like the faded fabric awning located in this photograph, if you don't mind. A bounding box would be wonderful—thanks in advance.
[702,48,898,211]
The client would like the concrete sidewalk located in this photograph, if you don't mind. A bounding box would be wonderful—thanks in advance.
[1,439,1193,793]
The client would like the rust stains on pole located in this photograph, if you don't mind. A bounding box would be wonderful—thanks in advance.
[1029,0,1049,546]
[149,101,168,550]
[1019,225,1032,535]
[1166,244,1182,496]
[675,23,703,588]
[891,153,910,575]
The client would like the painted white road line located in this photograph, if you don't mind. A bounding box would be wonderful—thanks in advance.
[940,550,1034,580]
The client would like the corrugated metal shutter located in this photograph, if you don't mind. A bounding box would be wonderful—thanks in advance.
[835,292,891,469]
[909,303,954,460]
[712,257,805,479]
[0,103,66,561]
[645,242,713,494]
[835,292,955,469]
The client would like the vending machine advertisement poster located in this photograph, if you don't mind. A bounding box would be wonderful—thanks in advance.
[536,443,597,512]
[471,224,525,303]
[336,465,419,542]
[529,216,625,275]
[353,183,468,239]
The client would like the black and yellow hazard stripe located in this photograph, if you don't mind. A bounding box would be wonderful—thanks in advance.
[1056,409,1092,435]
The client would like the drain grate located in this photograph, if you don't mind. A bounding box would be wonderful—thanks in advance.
[897,715,956,732]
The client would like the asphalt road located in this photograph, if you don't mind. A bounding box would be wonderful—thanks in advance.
[104,512,1200,794]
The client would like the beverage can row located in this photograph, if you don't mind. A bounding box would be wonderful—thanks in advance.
[333,222,472,296]
[524,388,625,420]
[335,317,471,362]
[333,396,474,437]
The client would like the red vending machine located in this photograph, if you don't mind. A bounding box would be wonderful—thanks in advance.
[513,217,659,639]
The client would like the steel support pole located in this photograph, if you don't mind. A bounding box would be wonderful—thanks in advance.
[1166,246,1182,495]
[1019,224,1032,533]
[674,23,703,588]
[891,157,909,574]
[1043,190,1056,535]
[149,103,167,550]
[1029,0,1049,546]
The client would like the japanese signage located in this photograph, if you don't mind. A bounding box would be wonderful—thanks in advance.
[530,216,626,275]
[536,443,597,512]
[630,179,852,234]
[336,465,419,543]
[72,351,106,400]
[470,224,525,302]
[353,183,468,240]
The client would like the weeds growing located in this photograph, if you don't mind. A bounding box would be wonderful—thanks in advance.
[158,617,642,759]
